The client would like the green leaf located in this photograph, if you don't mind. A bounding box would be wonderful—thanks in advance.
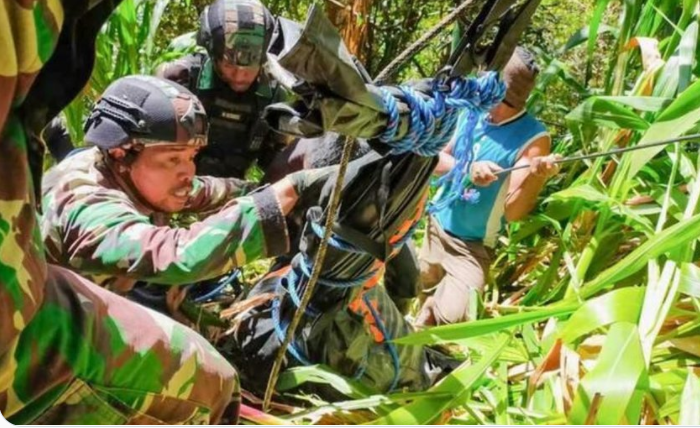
[522,247,564,306]
[566,97,650,131]
[559,287,645,343]
[240,404,291,425]
[623,39,700,182]
[585,0,612,85]
[288,391,458,423]
[277,365,378,398]
[569,322,647,424]
[561,24,618,54]
[454,333,529,364]
[677,21,698,93]
[368,334,510,425]
[394,304,578,346]
[548,184,610,204]
[596,96,673,112]
[661,0,699,60]
[146,0,173,58]
[678,262,700,298]
[579,213,700,299]
[680,373,700,425]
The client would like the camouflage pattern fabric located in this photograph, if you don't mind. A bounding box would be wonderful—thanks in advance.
[41,147,289,293]
[5,265,240,424]
[0,0,242,423]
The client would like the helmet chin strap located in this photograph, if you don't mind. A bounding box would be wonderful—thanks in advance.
[102,149,165,214]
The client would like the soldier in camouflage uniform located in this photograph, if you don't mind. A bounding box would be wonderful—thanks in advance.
[0,1,243,424]
[157,0,297,181]
[41,75,330,296]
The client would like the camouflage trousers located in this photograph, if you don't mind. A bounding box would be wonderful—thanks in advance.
[1,265,240,425]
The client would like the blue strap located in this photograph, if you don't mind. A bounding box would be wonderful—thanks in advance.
[309,221,364,254]
[283,270,321,317]
[191,269,241,303]
[298,255,378,289]
[271,284,313,365]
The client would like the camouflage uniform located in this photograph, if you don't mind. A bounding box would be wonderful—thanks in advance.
[158,56,292,179]
[156,0,294,180]
[0,0,243,424]
[40,147,290,293]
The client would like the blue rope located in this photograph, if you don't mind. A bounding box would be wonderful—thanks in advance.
[309,221,364,254]
[352,354,369,380]
[298,255,378,289]
[427,72,507,213]
[191,269,241,303]
[378,72,505,159]
[284,271,321,317]
[272,72,506,376]
[272,283,312,365]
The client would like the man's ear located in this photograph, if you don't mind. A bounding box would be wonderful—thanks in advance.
[106,147,135,173]
[108,147,127,160]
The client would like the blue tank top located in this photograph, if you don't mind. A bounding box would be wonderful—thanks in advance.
[434,110,548,247]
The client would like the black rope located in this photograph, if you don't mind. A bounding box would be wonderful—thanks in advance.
[374,0,478,84]
[495,133,700,176]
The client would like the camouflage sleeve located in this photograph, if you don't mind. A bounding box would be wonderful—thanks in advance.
[185,175,255,216]
[53,185,289,285]
[0,0,61,357]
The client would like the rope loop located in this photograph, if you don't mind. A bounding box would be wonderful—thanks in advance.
[379,72,505,158]
[427,72,507,213]
[271,71,505,388]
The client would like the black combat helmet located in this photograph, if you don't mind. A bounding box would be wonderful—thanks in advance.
[84,75,208,149]
[196,0,274,68]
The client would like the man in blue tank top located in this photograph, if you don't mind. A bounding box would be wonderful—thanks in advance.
[416,47,561,326]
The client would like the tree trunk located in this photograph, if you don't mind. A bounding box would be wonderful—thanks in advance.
[326,0,372,63]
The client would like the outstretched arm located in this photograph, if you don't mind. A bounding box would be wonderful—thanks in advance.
[48,185,293,285]
[185,176,255,216]
[504,135,559,222]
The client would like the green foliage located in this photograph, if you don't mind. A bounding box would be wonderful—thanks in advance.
[62,0,200,144]
[284,0,700,425]
[569,322,647,424]
[369,334,511,425]
[53,0,700,424]
[680,372,700,424]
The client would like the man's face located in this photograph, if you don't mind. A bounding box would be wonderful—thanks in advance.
[216,60,261,92]
[128,144,199,213]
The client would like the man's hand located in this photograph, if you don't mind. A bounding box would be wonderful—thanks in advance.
[470,161,503,187]
[529,154,562,178]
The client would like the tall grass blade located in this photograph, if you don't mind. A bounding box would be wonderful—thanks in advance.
[559,286,644,343]
[569,322,647,424]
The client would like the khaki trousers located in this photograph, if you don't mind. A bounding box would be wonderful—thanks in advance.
[416,219,493,326]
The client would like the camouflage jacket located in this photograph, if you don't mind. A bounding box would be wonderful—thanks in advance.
[41,147,290,292]
[0,0,66,363]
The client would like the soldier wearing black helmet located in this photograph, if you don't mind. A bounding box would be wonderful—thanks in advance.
[40,75,332,300]
[156,0,296,181]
